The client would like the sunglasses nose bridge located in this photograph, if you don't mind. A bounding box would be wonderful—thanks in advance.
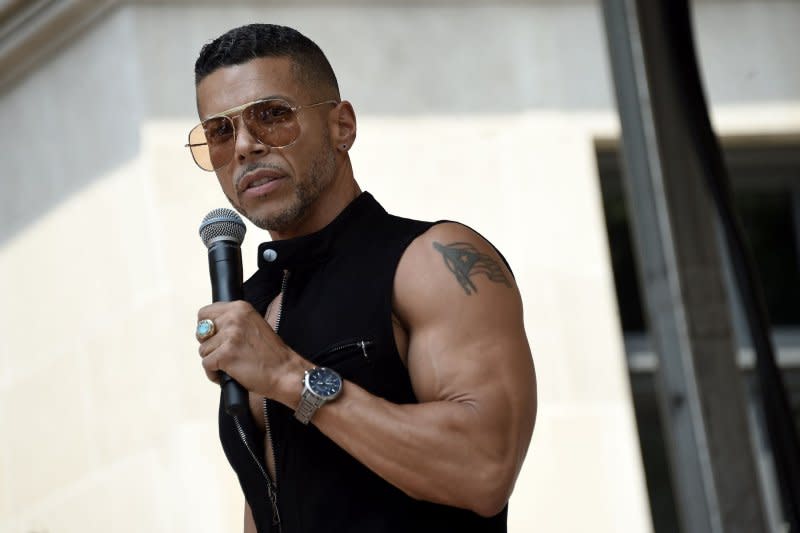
[231,112,270,160]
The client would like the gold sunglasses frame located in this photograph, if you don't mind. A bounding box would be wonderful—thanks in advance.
[185,97,339,171]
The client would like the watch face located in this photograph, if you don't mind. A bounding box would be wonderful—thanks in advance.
[308,367,342,398]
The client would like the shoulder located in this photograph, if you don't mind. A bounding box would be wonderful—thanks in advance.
[398,221,513,287]
[393,222,519,327]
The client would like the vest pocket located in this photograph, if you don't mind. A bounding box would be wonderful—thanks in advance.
[312,339,373,380]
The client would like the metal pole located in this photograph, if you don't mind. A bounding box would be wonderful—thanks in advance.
[601,1,769,532]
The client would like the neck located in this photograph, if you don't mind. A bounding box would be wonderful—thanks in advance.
[268,159,361,241]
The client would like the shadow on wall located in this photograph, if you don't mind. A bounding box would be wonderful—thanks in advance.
[4,1,797,246]
[0,8,141,248]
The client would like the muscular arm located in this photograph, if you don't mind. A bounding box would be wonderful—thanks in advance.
[201,223,536,517]
[306,223,536,516]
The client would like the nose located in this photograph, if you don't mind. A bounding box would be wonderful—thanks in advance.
[233,116,268,163]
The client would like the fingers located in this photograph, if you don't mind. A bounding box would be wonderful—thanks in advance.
[197,300,253,323]
[194,300,275,390]
[196,305,227,384]
[195,301,252,385]
[197,334,221,383]
[198,329,222,358]
[202,357,222,384]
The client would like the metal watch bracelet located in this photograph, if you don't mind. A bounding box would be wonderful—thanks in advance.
[294,388,327,425]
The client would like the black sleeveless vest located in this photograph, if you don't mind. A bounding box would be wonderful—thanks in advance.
[218,192,508,532]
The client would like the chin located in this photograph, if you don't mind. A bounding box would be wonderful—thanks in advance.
[246,198,305,232]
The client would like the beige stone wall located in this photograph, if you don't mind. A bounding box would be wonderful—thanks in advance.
[0,107,650,532]
[2,1,798,531]
[353,111,649,531]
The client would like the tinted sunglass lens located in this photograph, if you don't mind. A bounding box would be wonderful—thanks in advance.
[203,117,236,170]
[245,100,301,148]
[188,123,214,171]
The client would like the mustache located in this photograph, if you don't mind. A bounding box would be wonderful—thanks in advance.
[234,162,286,192]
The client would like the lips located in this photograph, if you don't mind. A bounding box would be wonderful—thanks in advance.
[237,168,287,194]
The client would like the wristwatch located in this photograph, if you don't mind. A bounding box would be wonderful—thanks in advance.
[294,367,343,424]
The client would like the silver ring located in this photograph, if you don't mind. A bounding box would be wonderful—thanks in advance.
[196,319,216,341]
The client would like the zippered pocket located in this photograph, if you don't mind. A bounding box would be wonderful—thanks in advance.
[312,339,374,378]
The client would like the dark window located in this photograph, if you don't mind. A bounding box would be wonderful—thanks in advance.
[597,143,800,332]
[597,141,800,533]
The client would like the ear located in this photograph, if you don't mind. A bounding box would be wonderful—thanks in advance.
[330,101,357,152]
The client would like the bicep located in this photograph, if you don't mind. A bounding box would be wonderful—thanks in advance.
[395,224,536,430]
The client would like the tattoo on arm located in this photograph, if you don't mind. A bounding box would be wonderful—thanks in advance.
[433,241,512,295]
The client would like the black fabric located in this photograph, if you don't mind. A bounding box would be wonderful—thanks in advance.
[218,192,507,532]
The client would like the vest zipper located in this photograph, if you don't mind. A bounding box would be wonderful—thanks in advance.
[262,398,279,528]
[232,415,281,529]
[232,270,289,531]
[264,270,290,528]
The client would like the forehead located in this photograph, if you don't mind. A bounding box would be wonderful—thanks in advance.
[195,56,302,119]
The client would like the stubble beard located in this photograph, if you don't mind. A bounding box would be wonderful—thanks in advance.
[232,143,337,233]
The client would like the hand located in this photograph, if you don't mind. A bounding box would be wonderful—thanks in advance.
[196,301,305,403]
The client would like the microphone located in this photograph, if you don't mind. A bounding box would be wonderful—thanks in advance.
[199,208,248,417]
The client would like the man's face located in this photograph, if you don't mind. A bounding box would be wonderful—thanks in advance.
[195,56,337,232]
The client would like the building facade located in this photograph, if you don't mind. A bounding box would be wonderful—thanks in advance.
[0,1,797,531]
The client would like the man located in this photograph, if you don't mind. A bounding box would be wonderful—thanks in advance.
[190,23,536,533]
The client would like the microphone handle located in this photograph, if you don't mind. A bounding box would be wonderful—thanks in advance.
[209,241,248,417]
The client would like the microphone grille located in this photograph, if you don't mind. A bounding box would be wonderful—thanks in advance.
[199,208,246,248]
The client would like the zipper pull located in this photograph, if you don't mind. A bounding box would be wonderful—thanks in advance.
[269,482,281,525]
[360,340,368,358]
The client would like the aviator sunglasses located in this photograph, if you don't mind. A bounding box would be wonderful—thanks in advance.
[186,97,339,171]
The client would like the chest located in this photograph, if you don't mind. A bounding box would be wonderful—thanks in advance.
[245,283,410,486]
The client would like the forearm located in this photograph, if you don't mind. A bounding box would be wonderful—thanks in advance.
[217,343,518,509]
[305,380,528,517]
[262,327,534,516]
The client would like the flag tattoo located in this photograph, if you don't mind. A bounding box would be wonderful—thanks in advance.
[433,241,512,295]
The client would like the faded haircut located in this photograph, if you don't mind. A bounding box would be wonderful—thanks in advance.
[194,23,340,98]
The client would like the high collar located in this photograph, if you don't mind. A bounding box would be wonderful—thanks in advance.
[256,192,382,272]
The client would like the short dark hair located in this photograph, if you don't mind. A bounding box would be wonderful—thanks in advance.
[194,23,339,98]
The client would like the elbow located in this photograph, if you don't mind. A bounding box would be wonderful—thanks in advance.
[467,462,515,518]
[472,498,509,519]
[402,460,513,518]
[471,491,511,518]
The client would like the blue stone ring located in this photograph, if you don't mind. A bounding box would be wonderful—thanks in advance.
[196,319,216,341]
